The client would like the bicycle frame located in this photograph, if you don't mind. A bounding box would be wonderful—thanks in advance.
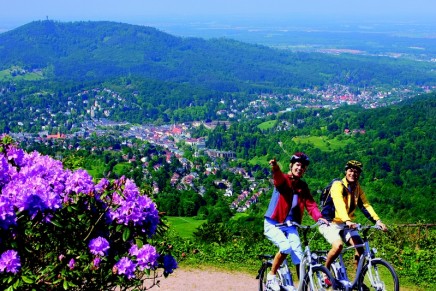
[276,221,328,291]
[298,244,325,291]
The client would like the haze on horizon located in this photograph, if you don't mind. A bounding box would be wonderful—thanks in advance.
[1,0,436,34]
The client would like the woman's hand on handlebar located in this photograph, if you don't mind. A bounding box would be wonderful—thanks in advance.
[375,220,388,232]
[317,218,329,226]
[345,220,359,229]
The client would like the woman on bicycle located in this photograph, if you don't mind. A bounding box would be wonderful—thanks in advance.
[264,152,328,291]
[319,160,387,285]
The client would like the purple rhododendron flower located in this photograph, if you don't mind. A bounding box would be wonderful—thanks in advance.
[68,258,75,270]
[0,250,21,274]
[94,178,110,196]
[163,254,178,275]
[1,151,66,219]
[0,196,16,230]
[65,169,95,196]
[0,137,167,285]
[93,257,101,269]
[89,237,110,256]
[0,155,13,186]
[6,146,25,167]
[115,257,136,279]
[129,244,158,271]
[108,179,159,236]
[23,194,47,219]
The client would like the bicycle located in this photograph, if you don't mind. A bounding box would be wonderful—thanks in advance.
[257,221,334,291]
[318,224,399,291]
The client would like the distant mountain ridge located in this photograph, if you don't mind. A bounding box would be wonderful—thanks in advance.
[0,20,435,90]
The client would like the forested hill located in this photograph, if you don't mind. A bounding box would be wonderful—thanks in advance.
[201,93,435,222]
[0,20,435,90]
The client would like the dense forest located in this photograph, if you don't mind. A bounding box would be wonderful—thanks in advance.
[199,93,436,223]
[1,20,435,88]
[1,20,435,134]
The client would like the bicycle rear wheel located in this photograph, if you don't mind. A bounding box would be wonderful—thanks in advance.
[257,261,274,291]
[302,265,334,291]
[258,262,288,291]
[358,259,399,291]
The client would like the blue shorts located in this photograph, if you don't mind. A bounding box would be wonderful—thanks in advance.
[264,218,303,265]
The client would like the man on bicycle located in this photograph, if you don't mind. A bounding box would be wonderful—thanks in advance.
[319,160,387,286]
[264,152,328,291]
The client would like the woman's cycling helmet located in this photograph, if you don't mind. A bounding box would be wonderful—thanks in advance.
[290,152,310,166]
[345,160,363,172]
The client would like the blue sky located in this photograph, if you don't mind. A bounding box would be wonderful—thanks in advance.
[1,0,435,31]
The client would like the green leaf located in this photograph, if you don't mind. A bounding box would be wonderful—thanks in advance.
[50,219,62,228]
[78,214,87,221]
[63,280,68,290]
[135,238,143,248]
[21,276,33,284]
[122,227,131,241]
[53,279,63,284]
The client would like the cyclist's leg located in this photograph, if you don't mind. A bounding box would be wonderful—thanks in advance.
[302,265,335,291]
[264,218,290,275]
[285,226,303,279]
[344,228,364,269]
[319,223,343,270]
[272,251,288,275]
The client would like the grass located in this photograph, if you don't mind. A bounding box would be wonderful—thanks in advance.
[83,158,106,178]
[292,135,352,151]
[257,120,276,130]
[166,216,206,239]
[112,162,132,176]
[0,67,44,81]
[248,155,269,167]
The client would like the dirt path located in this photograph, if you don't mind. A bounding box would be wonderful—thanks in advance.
[155,267,424,291]
[157,267,258,291]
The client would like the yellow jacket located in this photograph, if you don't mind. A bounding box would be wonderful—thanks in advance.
[330,177,380,223]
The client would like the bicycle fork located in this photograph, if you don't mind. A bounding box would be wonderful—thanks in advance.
[336,255,352,291]
[362,241,386,290]
[364,260,386,290]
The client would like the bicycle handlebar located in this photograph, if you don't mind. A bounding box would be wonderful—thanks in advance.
[275,221,319,229]
[277,221,384,232]
[344,224,384,231]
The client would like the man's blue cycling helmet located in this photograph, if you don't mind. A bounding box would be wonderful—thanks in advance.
[290,152,310,166]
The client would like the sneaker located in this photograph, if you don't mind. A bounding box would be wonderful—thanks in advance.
[266,274,281,291]
[323,274,332,287]
[282,285,297,291]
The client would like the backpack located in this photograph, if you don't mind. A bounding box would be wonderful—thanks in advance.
[320,178,345,207]
[320,178,347,221]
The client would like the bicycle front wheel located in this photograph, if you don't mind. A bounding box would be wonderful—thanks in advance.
[302,265,334,291]
[358,259,399,291]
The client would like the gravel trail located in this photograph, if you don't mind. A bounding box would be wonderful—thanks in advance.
[156,267,258,290]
